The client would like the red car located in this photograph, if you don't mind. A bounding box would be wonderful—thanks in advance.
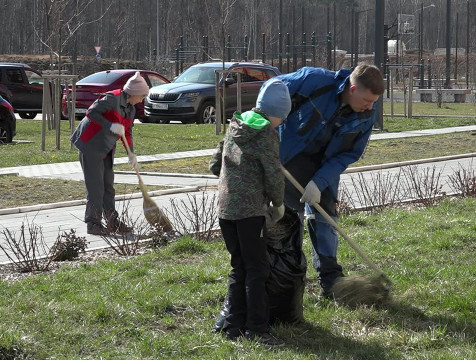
[0,94,16,143]
[62,69,170,120]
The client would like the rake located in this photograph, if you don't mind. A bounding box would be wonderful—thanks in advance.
[281,165,392,306]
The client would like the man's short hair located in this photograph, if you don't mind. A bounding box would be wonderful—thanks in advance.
[350,64,385,96]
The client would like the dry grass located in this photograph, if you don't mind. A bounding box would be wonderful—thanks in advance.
[0,175,171,209]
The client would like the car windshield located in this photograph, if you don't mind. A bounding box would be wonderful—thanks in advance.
[25,70,43,85]
[174,66,224,84]
[78,72,123,84]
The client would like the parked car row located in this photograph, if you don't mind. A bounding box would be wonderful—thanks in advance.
[1,60,281,125]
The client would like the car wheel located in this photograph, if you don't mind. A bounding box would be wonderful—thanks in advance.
[18,112,37,119]
[139,117,150,123]
[0,122,12,144]
[197,101,216,124]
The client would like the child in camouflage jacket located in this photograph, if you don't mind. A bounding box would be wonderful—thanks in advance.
[209,78,291,346]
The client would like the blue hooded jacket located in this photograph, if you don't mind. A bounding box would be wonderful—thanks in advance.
[275,67,377,199]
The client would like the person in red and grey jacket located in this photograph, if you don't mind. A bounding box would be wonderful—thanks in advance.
[71,72,148,235]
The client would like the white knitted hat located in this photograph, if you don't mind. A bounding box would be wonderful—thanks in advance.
[123,72,149,96]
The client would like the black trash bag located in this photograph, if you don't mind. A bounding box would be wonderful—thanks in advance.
[265,207,307,324]
[214,207,307,331]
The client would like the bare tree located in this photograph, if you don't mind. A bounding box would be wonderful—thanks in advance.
[32,0,113,73]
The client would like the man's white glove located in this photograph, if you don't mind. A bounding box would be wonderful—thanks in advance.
[110,123,125,137]
[300,180,321,204]
[128,153,138,169]
[266,203,285,227]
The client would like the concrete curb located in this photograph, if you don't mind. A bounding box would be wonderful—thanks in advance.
[346,153,475,174]
[115,170,218,179]
[0,186,200,215]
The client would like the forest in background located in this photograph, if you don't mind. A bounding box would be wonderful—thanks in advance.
[0,0,474,79]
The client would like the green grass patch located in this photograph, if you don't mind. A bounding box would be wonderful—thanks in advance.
[383,101,476,117]
[382,114,476,132]
[119,132,476,174]
[1,120,222,168]
[0,197,474,359]
[0,175,170,209]
[2,116,475,168]
[359,132,476,166]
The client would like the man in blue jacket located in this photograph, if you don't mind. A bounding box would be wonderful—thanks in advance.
[276,64,385,297]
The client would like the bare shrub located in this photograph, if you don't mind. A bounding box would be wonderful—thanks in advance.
[402,165,445,206]
[50,229,88,261]
[100,197,178,255]
[166,192,218,241]
[0,218,53,272]
[346,169,405,212]
[447,160,476,197]
[337,182,356,215]
[436,88,443,108]
[100,201,151,256]
[148,227,170,248]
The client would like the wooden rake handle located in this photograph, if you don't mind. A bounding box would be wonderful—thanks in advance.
[121,135,146,192]
[281,165,387,278]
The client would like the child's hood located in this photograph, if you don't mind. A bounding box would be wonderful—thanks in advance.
[229,111,270,144]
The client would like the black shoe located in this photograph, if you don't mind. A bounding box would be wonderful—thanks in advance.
[225,328,244,341]
[245,330,284,347]
[320,274,346,300]
[107,220,133,234]
[87,223,108,236]
[320,288,334,300]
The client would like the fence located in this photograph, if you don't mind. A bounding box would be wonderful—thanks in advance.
[173,32,335,76]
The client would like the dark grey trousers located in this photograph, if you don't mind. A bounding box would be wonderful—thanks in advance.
[79,150,117,225]
[219,216,270,333]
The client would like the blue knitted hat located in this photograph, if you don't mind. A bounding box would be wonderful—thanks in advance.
[256,78,291,119]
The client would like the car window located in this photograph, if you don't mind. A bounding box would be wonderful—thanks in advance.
[227,68,244,82]
[78,72,123,84]
[263,68,279,78]
[175,66,217,84]
[25,70,43,85]
[6,69,24,84]
[243,68,273,82]
[147,74,168,87]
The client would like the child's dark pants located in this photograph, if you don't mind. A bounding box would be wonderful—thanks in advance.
[219,216,269,334]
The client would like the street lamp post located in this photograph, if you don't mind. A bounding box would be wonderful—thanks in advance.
[466,0,470,88]
[353,7,373,67]
[445,0,451,89]
[417,3,435,89]
[375,0,385,130]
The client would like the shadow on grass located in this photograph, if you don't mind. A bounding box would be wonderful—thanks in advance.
[384,299,476,343]
[279,319,402,360]
[0,345,28,360]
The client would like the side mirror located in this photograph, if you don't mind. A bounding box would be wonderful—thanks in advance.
[225,77,236,86]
